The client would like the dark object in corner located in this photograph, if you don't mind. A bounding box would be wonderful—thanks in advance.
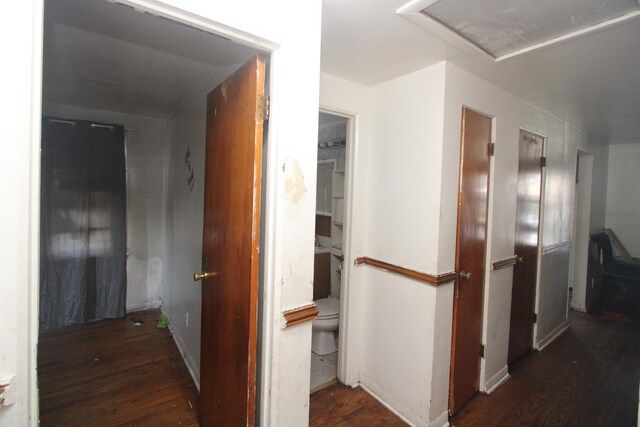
[590,233,640,314]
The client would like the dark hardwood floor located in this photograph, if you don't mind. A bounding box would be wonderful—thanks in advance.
[38,308,638,426]
[38,308,200,426]
[309,383,406,426]
[452,310,639,426]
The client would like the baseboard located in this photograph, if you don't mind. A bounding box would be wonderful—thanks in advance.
[126,299,161,313]
[359,381,424,426]
[161,307,200,391]
[484,366,510,394]
[569,302,586,312]
[358,376,446,426]
[429,410,450,427]
[536,320,569,351]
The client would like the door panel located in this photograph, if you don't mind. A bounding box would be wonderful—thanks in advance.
[449,107,492,415]
[508,130,544,364]
[199,54,265,427]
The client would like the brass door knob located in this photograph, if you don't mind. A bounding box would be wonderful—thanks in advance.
[193,271,217,281]
[459,270,472,280]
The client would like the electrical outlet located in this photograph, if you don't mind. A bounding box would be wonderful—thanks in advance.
[184,311,189,327]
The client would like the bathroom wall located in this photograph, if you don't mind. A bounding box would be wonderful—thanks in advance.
[605,143,640,256]
[43,103,166,312]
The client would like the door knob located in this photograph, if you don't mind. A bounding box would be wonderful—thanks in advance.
[193,271,217,281]
[516,256,524,263]
[459,270,472,280]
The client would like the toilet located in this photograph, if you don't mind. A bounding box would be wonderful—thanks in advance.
[311,297,340,355]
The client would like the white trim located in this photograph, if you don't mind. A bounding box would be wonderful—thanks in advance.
[430,410,450,427]
[397,1,640,63]
[396,2,497,65]
[113,0,279,52]
[318,106,358,387]
[532,139,547,352]
[483,366,510,394]
[28,2,45,425]
[535,320,569,351]
[497,10,640,62]
[358,382,422,427]
[164,306,201,391]
[126,299,162,313]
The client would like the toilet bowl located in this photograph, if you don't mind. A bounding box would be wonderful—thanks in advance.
[312,297,340,355]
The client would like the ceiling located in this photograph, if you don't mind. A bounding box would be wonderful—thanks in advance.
[321,0,640,144]
[43,0,257,118]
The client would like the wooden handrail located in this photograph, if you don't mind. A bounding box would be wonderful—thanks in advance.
[355,256,456,286]
[605,228,632,258]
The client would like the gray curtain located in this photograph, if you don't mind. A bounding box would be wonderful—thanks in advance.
[40,118,127,331]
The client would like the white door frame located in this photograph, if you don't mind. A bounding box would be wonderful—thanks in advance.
[570,151,594,311]
[318,107,358,384]
[28,1,289,425]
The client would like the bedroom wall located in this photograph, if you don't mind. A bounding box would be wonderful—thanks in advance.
[43,103,167,312]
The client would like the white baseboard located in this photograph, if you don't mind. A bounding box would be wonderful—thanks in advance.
[161,307,200,391]
[359,380,424,426]
[126,299,161,313]
[429,410,450,427]
[569,302,586,312]
[484,366,510,394]
[536,320,569,351]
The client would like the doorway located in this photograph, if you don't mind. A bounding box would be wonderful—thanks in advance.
[449,107,492,415]
[38,0,268,425]
[310,112,349,393]
[508,129,544,364]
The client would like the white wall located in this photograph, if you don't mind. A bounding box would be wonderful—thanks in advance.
[8,1,323,426]
[0,1,41,424]
[605,143,640,257]
[43,103,166,312]
[364,64,450,426]
[321,61,595,426]
[441,63,586,404]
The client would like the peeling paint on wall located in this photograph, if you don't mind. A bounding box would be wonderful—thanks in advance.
[285,159,307,205]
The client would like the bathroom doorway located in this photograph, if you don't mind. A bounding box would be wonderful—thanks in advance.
[310,112,349,392]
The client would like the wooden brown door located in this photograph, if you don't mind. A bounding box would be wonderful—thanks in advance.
[198,54,266,427]
[508,130,544,364]
[449,107,492,415]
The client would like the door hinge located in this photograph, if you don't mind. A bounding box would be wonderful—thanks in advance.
[540,156,546,167]
[257,95,270,121]
[480,344,485,358]
[488,142,495,157]
[532,313,538,323]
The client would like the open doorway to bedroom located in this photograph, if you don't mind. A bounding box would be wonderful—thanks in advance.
[38,0,267,424]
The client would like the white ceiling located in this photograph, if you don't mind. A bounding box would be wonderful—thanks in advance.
[321,0,640,143]
[423,0,640,58]
[43,0,258,118]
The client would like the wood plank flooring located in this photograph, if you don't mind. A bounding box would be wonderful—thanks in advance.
[38,308,638,426]
[38,309,199,426]
[452,310,639,426]
[309,383,406,426]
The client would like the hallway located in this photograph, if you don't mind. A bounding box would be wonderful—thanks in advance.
[452,310,639,426]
